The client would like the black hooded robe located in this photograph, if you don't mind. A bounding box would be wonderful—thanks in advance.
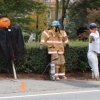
[0,25,25,69]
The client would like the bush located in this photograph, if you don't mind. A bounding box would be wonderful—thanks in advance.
[0,41,92,73]
[23,33,30,43]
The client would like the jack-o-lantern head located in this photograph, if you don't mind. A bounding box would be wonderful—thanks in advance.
[0,14,11,28]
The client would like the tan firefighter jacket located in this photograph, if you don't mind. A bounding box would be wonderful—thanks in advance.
[40,29,69,54]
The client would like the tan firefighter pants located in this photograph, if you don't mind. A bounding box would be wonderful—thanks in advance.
[51,54,66,78]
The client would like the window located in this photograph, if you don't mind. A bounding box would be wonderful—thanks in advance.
[45,0,50,2]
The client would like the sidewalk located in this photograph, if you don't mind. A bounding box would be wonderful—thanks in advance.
[0,78,100,96]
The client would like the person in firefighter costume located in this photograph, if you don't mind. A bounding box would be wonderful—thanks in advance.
[87,23,100,80]
[0,14,25,79]
[40,20,69,80]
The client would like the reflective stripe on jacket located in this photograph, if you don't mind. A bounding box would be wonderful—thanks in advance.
[40,30,69,54]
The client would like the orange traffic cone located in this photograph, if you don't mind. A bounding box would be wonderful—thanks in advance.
[20,82,26,91]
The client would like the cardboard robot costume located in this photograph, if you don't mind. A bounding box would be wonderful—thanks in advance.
[87,23,100,80]
[40,20,69,80]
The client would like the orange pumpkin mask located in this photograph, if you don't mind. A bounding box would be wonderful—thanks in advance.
[89,29,96,33]
[0,17,11,28]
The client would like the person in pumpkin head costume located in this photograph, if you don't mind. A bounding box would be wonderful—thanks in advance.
[0,14,25,78]
[40,20,69,80]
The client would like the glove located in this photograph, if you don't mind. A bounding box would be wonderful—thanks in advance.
[90,36,95,43]
[40,44,44,50]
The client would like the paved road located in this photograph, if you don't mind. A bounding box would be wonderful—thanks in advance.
[0,79,100,100]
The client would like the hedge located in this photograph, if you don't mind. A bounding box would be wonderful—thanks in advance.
[0,41,98,74]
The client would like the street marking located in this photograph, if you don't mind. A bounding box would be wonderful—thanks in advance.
[0,90,100,99]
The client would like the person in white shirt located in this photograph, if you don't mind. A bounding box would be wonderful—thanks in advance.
[87,23,100,80]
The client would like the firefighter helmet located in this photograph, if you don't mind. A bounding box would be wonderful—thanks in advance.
[89,23,97,29]
[51,20,60,26]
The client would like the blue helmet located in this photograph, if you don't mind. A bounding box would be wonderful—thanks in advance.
[51,20,60,26]
[89,23,97,29]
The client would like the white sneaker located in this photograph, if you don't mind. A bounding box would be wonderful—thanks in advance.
[61,76,67,79]
[55,77,60,81]
[96,76,99,81]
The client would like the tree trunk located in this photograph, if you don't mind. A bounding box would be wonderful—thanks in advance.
[59,0,70,30]
[36,15,39,30]
[55,0,58,20]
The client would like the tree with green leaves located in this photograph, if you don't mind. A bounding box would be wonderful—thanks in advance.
[0,0,47,33]
[65,0,100,39]
[68,0,100,29]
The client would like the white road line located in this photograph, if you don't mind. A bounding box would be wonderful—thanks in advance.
[0,90,100,99]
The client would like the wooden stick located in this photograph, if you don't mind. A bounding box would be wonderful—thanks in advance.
[12,61,17,79]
